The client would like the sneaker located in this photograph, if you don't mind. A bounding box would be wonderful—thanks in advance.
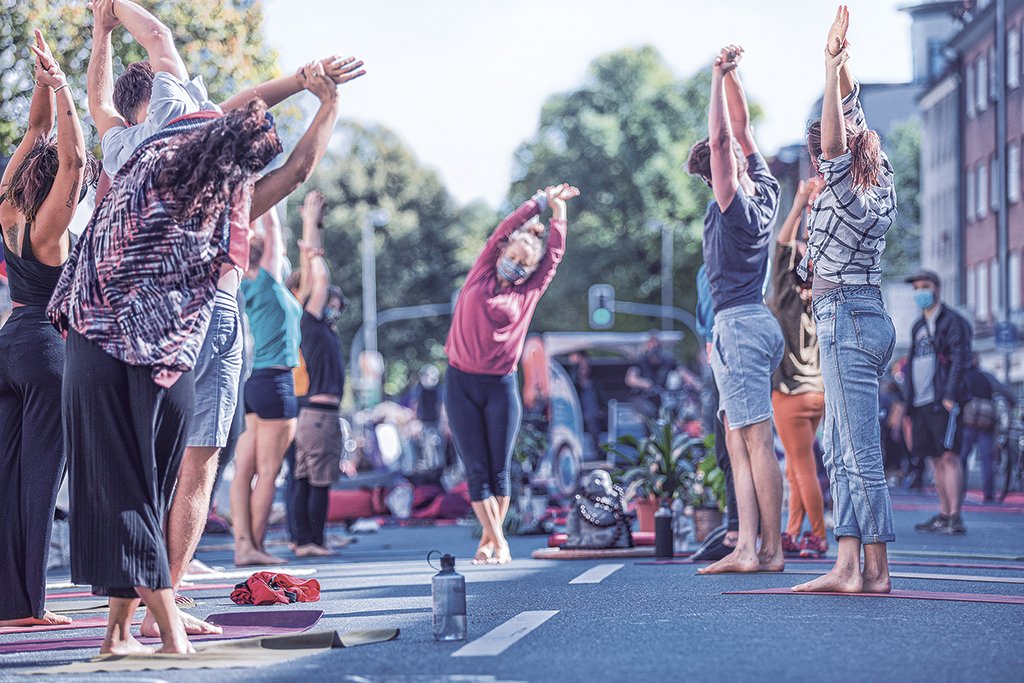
[782,532,802,557]
[798,532,828,559]
[944,515,967,534]
[691,525,734,562]
[914,514,949,532]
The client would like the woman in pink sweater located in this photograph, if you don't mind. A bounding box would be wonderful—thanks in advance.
[445,183,579,564]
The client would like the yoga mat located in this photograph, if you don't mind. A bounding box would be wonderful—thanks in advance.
[46,583,235,600]
[50,596,197,615]
[0,610,324,655]
[637,559,1024,571]
[782,570,1024,585]
[887,549,1024,562]
[532,547,656,560]
[24,627,398,675]
[0,615,132,635]
[725,587,1024,605]
[182,568,318,582]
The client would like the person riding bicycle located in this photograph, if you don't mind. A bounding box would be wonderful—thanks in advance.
[625,332,675,419]
[961,355,1016,503]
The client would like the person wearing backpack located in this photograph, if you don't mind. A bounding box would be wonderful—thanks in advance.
[961,356,1016,502]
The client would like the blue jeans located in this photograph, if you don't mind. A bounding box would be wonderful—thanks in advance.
[813,286,896,544]
[960,427,995,500]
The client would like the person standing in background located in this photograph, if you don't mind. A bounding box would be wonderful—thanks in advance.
[960,355,1015,503]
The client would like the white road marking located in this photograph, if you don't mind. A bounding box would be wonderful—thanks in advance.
[569,563,624,585]
[451,610,559,657]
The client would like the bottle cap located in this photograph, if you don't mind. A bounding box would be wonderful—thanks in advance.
[441,553,456,571]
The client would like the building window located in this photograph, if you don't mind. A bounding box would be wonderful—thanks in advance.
[967,265,976,314]
[967,167,976,222]
[1011,28,1022,89]
[1010,144,1021,203]
[1011,252,1022,312]
[978,162,988,218]
[992,156,1000,212]
[966,61,977,119]
[978,262,989,319]
[978,53,989,112]
[990,45,999,102]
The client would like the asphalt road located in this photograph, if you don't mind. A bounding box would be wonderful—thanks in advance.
[2,489,1022,682]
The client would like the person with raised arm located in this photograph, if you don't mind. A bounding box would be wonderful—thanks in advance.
[0,30,97,629]
[792,5,899,593]
[445,183,578,565]
[288,190,349,558]
[232,206,303,568]
[85,0,364,632]
[687,45,785,575]
[770,177,828,560]
[48,96,285,654]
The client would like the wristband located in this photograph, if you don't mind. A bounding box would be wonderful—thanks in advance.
[531,191,548,212]
[53,83,70,95]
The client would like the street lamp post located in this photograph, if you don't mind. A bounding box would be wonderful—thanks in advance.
[362,209,390,355]
[646,219,675,331]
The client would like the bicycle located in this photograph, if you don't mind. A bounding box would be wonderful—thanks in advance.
[994,403,1024,502]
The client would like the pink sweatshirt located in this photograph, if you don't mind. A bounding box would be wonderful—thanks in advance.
[445,200,566,376]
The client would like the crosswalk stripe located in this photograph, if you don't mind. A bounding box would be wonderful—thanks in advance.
[569,563,624,585]
[451,610,559,657]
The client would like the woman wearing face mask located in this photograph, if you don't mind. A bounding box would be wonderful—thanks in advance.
[792,5,898,593]
[288,190,348,557]
[770,177,828,560]
[445,183,579,564]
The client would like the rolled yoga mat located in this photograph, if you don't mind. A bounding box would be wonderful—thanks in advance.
[0,609,324,654]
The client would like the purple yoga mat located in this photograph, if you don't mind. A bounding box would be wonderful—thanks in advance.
[0,616,113,635]
[0,609,324,654]
[724,587,1024,605]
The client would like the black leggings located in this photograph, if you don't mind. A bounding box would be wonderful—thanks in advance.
[444,365,522,501]
[0,307,66,620]
[292,478,329,546]
[63,330,194,598]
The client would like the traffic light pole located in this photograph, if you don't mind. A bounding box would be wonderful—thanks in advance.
[612,300,699,340]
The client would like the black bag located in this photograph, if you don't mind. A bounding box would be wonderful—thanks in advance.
[562,472,633,550]
[963,397,997,431]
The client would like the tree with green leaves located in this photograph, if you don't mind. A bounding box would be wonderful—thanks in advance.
[0,0,281,155]
[507,46,758,359]
[883,118,921,278]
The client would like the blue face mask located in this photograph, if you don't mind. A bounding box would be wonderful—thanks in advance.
[323,306,342,324]
[497,256,529,284]
[913,289,935,310]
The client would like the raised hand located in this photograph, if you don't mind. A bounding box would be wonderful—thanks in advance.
[30,30,66,89]
[718,44,744,69]
[826,4,850,57]
[88,0,120,35]
[300,190,326,228]
[319,55,367,86]
[825,44,851,73]
[299,61,338,102]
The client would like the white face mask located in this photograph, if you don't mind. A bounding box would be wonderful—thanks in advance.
[497,255,529,284]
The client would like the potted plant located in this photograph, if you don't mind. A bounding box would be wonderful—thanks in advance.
[688,435,727,541]
[609,418,701,532]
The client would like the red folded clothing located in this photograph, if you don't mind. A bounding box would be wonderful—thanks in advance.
[230,572,322,606]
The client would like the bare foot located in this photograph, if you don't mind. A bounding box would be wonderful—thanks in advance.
[100,632,152,655]
[697,549,760,574]
[140,608,222,637]
[294,544,334,557]
[0,610,73,627]
[235,547,287,566]
[156,638,195,655]
[757,551,785,573]
[861,572,892,594]
[791,565,864,593]
[490,542,512,565]
[473,542,495,565]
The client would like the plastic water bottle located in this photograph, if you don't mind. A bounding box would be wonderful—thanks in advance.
[655,500,673,559]
[431,553,467,641]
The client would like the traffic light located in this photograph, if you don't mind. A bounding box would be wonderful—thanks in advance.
[588,284,615,330]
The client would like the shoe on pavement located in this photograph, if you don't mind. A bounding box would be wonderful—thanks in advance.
[944,515,967,534]
[798,531,828,559]
[914,514,949,532]
[691,524,735,562]
[782,532,802,557]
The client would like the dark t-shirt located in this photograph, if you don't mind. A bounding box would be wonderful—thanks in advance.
[702,152,781,313]
[769,242,823,395]
[414,383,441,423]
[299,311,345,397]
[633,351,671,391]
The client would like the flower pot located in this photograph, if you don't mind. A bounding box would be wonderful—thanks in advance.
[632,496,657,533]
[693,507,724,542]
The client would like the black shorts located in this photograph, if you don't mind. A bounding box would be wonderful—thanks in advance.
[244,368,298,420]
[911,403,962,459]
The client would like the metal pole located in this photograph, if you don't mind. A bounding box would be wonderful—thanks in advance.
[997,0,1010,382]
[661,223,673,332]
[361,215,378,355]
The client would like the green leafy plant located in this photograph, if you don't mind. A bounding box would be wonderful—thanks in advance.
[513,422,548,467]
[608,417,702,503]
[690,434,727,511]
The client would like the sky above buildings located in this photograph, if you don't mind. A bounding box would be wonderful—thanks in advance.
[262,0,914,207]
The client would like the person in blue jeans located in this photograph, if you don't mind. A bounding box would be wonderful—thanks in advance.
[793,6,898,593]
[960,356,1016,502]
[688,45,785,575]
